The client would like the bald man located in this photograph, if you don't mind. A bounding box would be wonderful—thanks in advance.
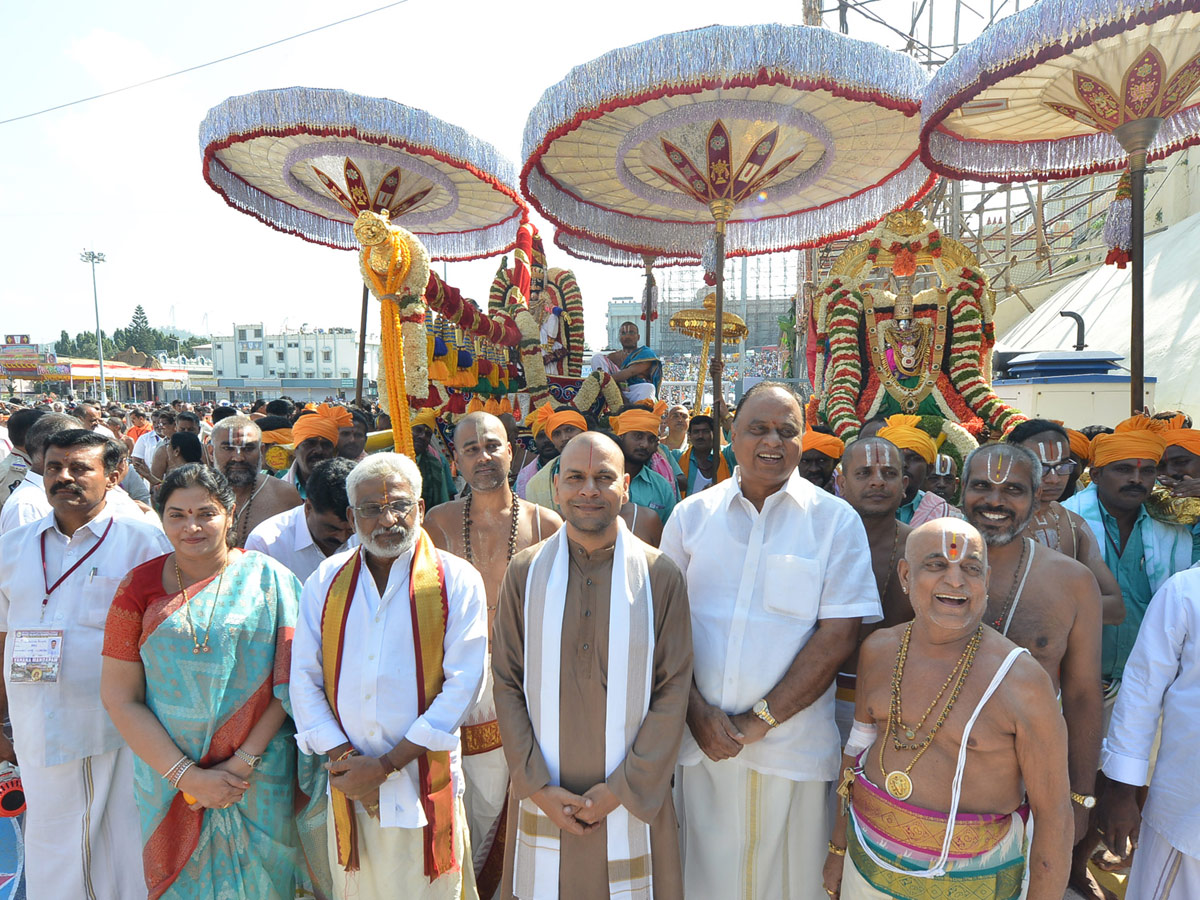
[492,433,692,899]
[825,518,1071,900]
[424,413,562,898]
[961,442,1103,846]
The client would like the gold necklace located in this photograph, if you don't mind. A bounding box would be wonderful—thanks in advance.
[175,557,227,654]
[880,623,982,799]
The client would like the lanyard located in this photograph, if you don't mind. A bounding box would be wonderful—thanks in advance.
[40,518,114,620]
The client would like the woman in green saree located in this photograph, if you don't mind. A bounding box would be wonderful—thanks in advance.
[102,463,327,899]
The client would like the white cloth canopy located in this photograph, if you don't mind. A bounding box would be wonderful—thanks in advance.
[999,207,1200,418]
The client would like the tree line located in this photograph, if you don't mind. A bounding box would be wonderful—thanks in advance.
[55,305,207,360]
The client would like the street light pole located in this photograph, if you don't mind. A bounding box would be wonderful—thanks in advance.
[80,249,108,402]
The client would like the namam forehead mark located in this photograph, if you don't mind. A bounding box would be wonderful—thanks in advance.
[863,440,896,468]
[219,426,259,448]
[1034,438,1068,464]
[934,454,954,476]
[980,446,1016,485]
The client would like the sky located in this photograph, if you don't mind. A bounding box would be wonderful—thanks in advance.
[0,0,970,354]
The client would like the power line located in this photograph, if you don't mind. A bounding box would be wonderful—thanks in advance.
[0,0,413,127]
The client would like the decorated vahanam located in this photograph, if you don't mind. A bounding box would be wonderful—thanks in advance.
[920,0,1200,411]
[200,87,530,451]
[812,210,1026,440]
[522,23,936,405]
[201,87,526,259]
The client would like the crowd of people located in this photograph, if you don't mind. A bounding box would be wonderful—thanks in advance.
[0,381,1197,900]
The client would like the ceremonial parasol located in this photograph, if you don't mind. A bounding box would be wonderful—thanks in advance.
[200,86,528,415]
[921,0,1200,412]
[670,293,749,409]
[521,23,935,407]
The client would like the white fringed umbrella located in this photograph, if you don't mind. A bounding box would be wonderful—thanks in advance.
[521,23,935,405]
[921,0,1200,412]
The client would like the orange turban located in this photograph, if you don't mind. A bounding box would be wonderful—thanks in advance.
[1164,429,1200,458]
[876,415,938,465]
[1091,431,1166,468]
[260,428,293,446]
[533,402,587,439]
[292,403,352,447]
[1114,414,1169,433]
[1066,428,1091,463]
[802,431,845,459]
[612,400,667,436]
[410,408,439,431]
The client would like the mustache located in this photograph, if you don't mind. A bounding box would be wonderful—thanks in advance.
[50,484,84,495]
[1120,485,1148,494]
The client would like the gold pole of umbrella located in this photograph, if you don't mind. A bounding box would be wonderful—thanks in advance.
[708,199,735,415]
[669,291,748,412]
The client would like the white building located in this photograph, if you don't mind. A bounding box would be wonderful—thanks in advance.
[206,324,381,403]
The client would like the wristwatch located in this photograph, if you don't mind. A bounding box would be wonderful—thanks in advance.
[233,748,262,770]
[1070,791,1096,809]
[752,699,780,728]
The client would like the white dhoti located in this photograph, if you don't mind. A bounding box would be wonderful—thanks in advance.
[588,354,657,403]
[462,671,508,899]
[21,745,145,900]
[326,795,477,900]
[675,757,830,900]
[1127,823,1200,900]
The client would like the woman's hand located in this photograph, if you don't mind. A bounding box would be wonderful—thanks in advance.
[212,755,255,781]
[178,766,249,811]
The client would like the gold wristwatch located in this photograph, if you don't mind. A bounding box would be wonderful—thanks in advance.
[752,699,779,728]
[1070,791,1096,809]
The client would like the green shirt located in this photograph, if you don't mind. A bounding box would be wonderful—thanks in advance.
[1191,521,1200,565]
[630,465,676,525]
[417,450,455,512]
[1098,503,1155,683]
[897,490,924,525]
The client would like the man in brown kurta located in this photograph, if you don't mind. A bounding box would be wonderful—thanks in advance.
[492,432,692,900]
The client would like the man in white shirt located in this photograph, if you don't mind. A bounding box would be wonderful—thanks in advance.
[0,429,170,899]
[291,452,487,899]
[660,382,881,900]
[1099,563,1200,899]
[2,416,158,536]
[75,401,117,440]
[130,409,173,477]
[245,457,356,583]
[0,407,45,511]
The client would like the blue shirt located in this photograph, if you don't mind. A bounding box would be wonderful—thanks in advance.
[629,465,676,525]
[1098,502,1155,683]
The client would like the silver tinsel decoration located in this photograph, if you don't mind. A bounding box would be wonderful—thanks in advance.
[200,87,525,260]
[522,23,933,264]
[923,0,1200,180]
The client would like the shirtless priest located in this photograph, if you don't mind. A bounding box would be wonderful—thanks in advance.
[824,519,1072,900]
[492,432,693,899]
[424,412,562,898]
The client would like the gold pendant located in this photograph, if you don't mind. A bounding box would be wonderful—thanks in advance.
[905,729,916,740]
[885,770,913,800]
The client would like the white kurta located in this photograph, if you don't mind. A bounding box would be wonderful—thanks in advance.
[290,544,488,826]
[0,506,170,900]
[1102,565,1200,887]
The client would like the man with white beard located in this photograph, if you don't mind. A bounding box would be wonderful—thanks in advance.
[291,452,488,899]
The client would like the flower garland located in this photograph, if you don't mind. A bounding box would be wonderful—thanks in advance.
[866,229,943,278]
[572,371,624,416]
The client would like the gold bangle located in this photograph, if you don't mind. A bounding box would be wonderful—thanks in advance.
[827,841,846,857]
[334,748,360,763]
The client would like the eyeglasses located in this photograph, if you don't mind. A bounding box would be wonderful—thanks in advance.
[353,500,415,519]
[1041,459,1078,476]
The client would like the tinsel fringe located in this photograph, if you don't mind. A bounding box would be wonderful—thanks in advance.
[1102,198,1133,252]
[922,0,1200,181]
[521,24,931,259]
[537,164,937,264]
[200,87,526,260]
